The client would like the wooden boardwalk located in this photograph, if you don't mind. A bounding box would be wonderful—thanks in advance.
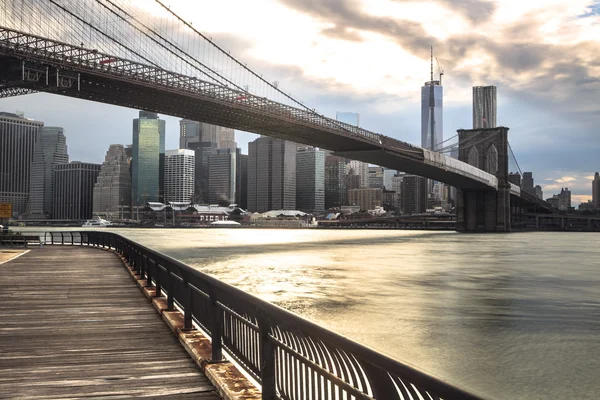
[0,246,221,399]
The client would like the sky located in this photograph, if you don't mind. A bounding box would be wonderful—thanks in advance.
[1,0,599,204]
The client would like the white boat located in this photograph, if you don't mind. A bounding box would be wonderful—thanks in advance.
[82,218,112,227]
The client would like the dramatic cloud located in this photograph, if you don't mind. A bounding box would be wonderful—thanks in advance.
[1,0,599,202]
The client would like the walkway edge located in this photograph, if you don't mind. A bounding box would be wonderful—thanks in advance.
[114,250,262,400]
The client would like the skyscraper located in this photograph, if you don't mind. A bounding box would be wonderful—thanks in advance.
[208,148,238,205]
[401,175,427,214]
[348,160,369,188]
[179,119,200,149]
[421,50,443,150]
[218,127,237,150]
[0,112,43,216]
[522,172,534,195]
[93,144,131,219]
[53,162,101,219]
[132,111,165,205]
[247,137,296,212]
[535,185,544,200]
[348,188,382,211]
[207,148,247,207]
[179,119,237,150]
[473,86,497,129]
[28,126,69,219]
[325,155,347,209]
[188,141,217,204]
[296,147,325,212]
[593,173,600,208]
[164,149,195,203]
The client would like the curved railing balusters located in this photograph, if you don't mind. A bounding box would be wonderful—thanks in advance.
[44,230,482,400]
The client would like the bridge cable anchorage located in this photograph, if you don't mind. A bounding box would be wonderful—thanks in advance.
[93,0,242,90]
[46,0,160,68]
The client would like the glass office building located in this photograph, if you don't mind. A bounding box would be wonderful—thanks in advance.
[132,111,165,205]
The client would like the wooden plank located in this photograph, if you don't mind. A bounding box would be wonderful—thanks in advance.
[0,246,221,399]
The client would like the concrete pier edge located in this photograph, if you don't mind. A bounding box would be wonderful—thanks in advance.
[111,249,261,400]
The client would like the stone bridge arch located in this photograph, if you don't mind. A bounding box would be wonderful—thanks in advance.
[456,127,511,232]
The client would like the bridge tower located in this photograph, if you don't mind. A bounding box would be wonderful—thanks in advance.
[456,127,511,232]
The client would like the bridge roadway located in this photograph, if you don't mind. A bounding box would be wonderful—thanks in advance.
[0,246,220,399]
[0,26,497,191]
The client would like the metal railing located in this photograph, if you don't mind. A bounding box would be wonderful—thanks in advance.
[44,231,481,400]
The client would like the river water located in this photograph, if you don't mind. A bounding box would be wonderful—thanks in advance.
[22,228,600,399]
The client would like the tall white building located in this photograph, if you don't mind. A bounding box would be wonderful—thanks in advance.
[0,112,43,216]
[164,149,195,203]
[473,86,497,128]
[93,144,131,219]
[28,126,69,219]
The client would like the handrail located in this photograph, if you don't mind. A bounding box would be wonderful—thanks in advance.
[45,231,483,400]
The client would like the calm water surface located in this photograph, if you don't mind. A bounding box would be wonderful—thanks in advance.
[26,228,600,399]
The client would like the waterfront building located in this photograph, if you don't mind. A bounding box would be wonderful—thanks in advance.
[248,137,296,212]
[0,112,43,217]
[472,86,497,129]
[324,155,347,209]
[535,185,543,200]
[164,149,195,204]
[522,172,534,195]
[593,172,600,208]
[401,175,427,214]
[296,147,325,212]
[132,111,165,205]
[348,160,369,188]
[93,144,131,219]
[348,188,382,211]
[28,126,69,219]
[53,162,101,219]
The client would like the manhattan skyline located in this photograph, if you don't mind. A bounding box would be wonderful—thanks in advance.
[0,0,598,204]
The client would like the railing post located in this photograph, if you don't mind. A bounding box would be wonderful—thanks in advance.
[209,288,223,362]
[166,270,174,311]
[182,276,194,331]
[70,232,74,245]
[154,258,162,297]
[145,255,153,288]
[60,232,64,245]
[258,315,276,400]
